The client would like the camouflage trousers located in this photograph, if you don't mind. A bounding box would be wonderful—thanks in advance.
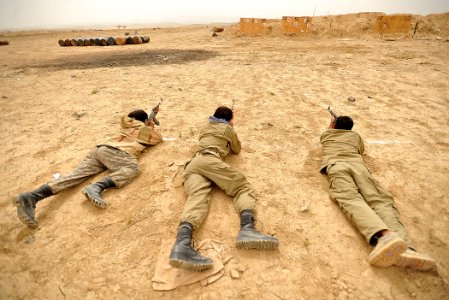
[180,152,256,229]
[327,161,412,246]
[48,145,140,194]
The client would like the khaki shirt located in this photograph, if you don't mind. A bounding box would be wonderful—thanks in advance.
[197,121,241,159]
[320,129,365,173]
[102,116,162,157]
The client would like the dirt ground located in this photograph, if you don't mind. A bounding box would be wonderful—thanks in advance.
[1,13,449,300]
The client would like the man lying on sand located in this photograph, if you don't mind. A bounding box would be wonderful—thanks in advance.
[320,114,436,271]
[169,106,279,271]
[13,107,162,228]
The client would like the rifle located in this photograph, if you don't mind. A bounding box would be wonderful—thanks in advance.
[148,98,163,126]
[327,106,338,119]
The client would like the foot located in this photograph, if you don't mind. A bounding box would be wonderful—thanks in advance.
[368,232,408,267]
[393,249,437,271]
[13,194,38,228]
[169,244,214,272]
[82,186,108,209]
[236,228,279,250]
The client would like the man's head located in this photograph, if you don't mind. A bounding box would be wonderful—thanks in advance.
[128,109,148,123]
[213,106,233,122]
[335,116,354,130]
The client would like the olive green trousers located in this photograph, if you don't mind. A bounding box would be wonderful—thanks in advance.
[180,153,256,229]
[327,161,412,246]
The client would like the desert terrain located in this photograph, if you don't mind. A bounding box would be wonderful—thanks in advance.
[1,12,448,299]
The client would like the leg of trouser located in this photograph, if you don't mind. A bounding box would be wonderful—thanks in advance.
[328,163,388,243]
[231,181,256,213]
[48,148,105,194]
[180,173,213,229]
[352,163,413,246]
[195,155,256,213]
[95,146,140,188]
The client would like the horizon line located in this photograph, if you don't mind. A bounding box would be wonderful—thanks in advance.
[1,11,448,32]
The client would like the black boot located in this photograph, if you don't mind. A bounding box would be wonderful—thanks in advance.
[82,177,115,209]
[169,222,214,272]
[236,210,279,250]
[13,184,53,228]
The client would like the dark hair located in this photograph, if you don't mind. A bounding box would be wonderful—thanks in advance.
[335,116,354,130]
[213,106,233,121]
[128,109,148,123]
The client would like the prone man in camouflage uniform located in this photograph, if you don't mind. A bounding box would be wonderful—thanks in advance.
[320,114,436,271]
[169,106,279,272]
[13,108,162,228]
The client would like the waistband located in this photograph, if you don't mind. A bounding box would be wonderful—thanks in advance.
[193,148,221,159]
[199,148,219,155]
[96,144,130,156]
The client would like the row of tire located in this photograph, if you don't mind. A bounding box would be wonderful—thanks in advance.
[58,36,150,47]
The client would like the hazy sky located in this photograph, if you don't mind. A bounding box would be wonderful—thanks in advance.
[1,0,448,30]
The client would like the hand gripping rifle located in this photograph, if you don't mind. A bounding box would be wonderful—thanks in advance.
[327,106,338,119]
[148,98,163,126]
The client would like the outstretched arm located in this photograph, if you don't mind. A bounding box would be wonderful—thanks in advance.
[226,126,241,154]
[328,115,336,129]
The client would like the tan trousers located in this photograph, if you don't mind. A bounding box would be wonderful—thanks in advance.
[327,161,412,246]
[180,153,256,229]
[48,145,140,194]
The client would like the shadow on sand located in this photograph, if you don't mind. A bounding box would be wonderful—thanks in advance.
[26,48,220,70]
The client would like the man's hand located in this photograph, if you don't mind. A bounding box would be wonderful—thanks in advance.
[145,119,155,128]
[327,106,338,129]
[229,119,234,127]
[329,115,336,129]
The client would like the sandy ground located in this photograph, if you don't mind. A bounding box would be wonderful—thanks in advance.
[1,14,449,300]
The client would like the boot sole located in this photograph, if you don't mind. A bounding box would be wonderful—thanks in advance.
[12,196,38,229]
[236,239,279,250]
[82,190,108,209]
[394,253,437,271]
[169,258,213,272]
[369,239,408,267]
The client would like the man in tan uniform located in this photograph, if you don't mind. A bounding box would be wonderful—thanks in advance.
[169,106,279,271]
[13,108,162,228]
[320,115,436,271]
